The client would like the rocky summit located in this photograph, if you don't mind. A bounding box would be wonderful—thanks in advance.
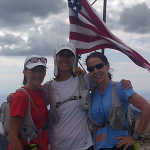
[135,120,150,150]
[0,134,9,150]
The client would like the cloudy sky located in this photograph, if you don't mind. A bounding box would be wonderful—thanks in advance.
[0,0,150,104]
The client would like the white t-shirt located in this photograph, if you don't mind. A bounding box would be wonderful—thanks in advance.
[49,74,96,150]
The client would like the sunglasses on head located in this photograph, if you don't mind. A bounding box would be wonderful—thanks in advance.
[87,62,105,72]
[24,57,47,67]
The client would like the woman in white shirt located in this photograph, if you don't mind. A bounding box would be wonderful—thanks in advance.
[42,42,132,150]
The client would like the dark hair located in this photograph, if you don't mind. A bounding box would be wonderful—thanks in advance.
[85,52,112,80]
[23,67,28,85]
[54,52,77,80]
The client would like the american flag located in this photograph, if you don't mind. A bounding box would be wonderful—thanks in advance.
[68,0,150,71]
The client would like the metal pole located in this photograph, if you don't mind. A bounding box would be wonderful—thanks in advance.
[76,0,98,67]
[102,0,107,54]
[91,0,97,5]
[76,55,79,67]
[103,0,107,23]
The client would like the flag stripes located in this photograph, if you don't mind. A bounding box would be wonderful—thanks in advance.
[68,0,150,71]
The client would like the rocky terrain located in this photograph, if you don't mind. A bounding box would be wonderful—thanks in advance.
[135,120,150,150]
[133,110,150,150]
[139,132,150,150]
[0,111,149,150]
[0,134,9,150]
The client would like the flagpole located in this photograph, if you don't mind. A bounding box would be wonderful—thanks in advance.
[76,0,98,67]
[102,0,107,54]
[91,0,97,5]
[76,0,107,66]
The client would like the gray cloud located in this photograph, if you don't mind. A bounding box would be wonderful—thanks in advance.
[0,34,23,45]
[1,1,149,57]
[106,10,122,30]
[0,0,66,29]
[0,22,69,56]
[0,0,69,56]
[119,2,150,33]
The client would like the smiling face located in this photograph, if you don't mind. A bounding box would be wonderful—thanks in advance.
[56,49,75,74]
[86,57,110,85]
[23,65,46,89]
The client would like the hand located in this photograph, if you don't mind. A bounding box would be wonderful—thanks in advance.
[7,93,14,103]
[115,136,138,150]
[75,66,86,76]
[120,79,133,89]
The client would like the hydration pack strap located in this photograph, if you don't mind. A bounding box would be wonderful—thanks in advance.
[56,96,81,108]
[19,88,45,127]
[18,88,46,147]
[88,82,125,128]
[110,82,128,130]
[55,76,82,108]
[47,80,57,110]
[112,82,122,107]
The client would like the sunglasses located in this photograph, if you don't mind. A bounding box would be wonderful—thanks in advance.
[24,57,47,67]
[87,62,105,72]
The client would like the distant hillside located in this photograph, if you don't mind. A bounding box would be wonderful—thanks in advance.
[0,134,9,150]
[133,109,141,121]
[133,109,141,115]
[0,95,7,106]
[131,104,141,112]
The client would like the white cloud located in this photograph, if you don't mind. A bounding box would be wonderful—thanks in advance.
[0,0,150,97]
[0,56,54,95]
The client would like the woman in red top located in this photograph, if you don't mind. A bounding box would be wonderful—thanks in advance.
[8,55,48,150]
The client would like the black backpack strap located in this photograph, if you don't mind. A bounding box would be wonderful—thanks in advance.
[55,76,82,108]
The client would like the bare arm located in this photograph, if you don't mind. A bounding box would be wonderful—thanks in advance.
[129,94,150,135]
[9,116,23,150]
[116,94,150,150]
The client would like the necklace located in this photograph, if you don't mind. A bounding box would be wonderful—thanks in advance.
[98,96,107,124]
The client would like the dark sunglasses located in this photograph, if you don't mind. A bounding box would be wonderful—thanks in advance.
[24,57,47,67]
[87,62,105,72]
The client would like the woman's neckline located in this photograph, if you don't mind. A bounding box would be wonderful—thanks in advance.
[55,75,73,82]
[23,86,40,91]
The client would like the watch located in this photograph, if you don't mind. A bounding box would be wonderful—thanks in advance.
[132,132,142,141]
